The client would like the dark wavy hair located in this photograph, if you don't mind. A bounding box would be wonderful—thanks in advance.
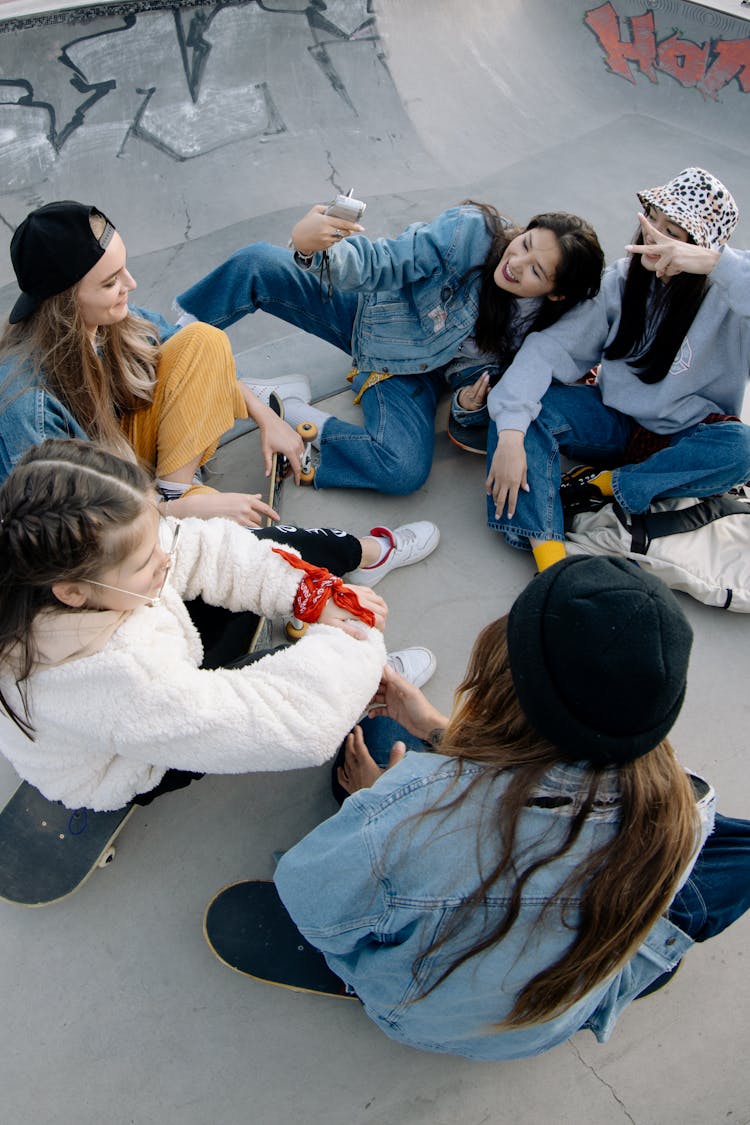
[461,201,604,368]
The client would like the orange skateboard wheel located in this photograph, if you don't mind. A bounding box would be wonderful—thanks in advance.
[285,619,308,641]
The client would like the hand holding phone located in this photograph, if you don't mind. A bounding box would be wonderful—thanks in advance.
[290,195,366,259]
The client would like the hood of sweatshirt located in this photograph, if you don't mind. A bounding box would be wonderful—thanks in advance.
[31,607,131,668]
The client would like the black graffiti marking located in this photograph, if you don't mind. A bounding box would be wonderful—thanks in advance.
[173,3,230,105]
[0,0,389,164]
[0,15,136,154]
[120,80,285,162]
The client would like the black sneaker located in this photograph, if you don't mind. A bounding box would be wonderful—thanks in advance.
[448,413,488,455]
[559,465,609,518]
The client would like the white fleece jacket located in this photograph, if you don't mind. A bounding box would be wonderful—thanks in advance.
[0,517,387,811]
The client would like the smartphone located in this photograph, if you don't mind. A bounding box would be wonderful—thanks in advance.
[325,189,366,223]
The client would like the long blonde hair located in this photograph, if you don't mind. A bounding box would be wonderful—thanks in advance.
[0,230,159,458]
[413,617,699,1028]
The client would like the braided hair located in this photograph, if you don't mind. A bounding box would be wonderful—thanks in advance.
[0,438,153,737]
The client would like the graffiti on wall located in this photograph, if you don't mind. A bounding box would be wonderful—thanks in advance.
[585,1,750,98]
[0,0,383,165]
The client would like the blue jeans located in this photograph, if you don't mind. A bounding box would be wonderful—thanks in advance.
[486,382,750,549]
[177,243,444,494]
[669,813,750,942]
[330,715,429,806]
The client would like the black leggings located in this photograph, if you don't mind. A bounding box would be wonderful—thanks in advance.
[134,526,362,806]
[185,525,362,669]
[252,524,362,573]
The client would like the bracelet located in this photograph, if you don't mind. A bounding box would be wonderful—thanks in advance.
[287,237,314,265]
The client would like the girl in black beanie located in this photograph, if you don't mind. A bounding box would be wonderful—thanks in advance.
[264,556,750,1059]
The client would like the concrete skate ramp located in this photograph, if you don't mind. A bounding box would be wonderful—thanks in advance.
[1,5,750,1125]
[1,0,748,382]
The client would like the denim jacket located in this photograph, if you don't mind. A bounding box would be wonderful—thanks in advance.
[275,752,714,1061]
[300,205,502,375]
[0,306,178,481]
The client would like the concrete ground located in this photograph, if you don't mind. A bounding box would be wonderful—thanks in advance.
[0,1,749,1122]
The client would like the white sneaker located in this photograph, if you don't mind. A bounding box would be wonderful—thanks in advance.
[241,373,312,407]
[386,647,437,689]
[348,521,440,588]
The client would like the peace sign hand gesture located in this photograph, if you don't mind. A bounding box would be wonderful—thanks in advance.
[626,212,720,281]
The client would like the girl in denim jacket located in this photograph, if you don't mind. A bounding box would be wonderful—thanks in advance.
[175,201,603,493]
[272,557,750,1060]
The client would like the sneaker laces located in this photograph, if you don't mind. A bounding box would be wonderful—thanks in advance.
[390,525,420,559]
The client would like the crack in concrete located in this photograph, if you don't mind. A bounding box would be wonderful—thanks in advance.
[324,149,342,196]
[569,1043,637,1124]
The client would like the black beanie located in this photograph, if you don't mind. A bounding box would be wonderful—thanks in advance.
[9,201,116,324]
[506,556,693,767]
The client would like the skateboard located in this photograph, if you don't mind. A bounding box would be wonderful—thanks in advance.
[203,878,353,998]
[0,782,135,907]
[297,420,317,485]
[447,411,488,455]
[247,390,289,652]
[247,392,315,645]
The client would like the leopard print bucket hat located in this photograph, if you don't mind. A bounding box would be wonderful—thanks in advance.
[637,167,738,250]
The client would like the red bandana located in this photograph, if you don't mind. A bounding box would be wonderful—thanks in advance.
[273,549,376,627]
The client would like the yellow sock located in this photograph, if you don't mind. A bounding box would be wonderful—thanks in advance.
[532,540,567,572]
[591,469,614,497]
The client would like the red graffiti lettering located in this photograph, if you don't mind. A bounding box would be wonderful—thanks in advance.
[703,38,750,97]
[585,1,750,98]
[657,33,710,89]
[584,3,657,83]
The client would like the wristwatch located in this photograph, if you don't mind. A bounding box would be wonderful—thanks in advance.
[287,238,314,267]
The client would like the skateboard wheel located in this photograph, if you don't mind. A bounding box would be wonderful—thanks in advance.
[285,619,308,641]
[299,466,315,485]
[297,421,318,442]
[98,846,116,868]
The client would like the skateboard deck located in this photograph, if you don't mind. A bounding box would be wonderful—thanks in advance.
[248,390,287,652]
[0,782,135,907]
[447,411,488,455]
[203,879,353,998]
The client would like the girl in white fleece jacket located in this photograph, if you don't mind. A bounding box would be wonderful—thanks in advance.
[0,439,391,811]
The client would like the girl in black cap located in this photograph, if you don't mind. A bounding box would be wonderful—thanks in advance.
[0,200,305,524]
[266,556,750,1060]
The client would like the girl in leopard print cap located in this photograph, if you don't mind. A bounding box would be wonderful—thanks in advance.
[484,166,750,573]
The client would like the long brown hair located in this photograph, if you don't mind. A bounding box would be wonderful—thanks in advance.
[0,438,153,738]
[412,617,699,1028]
[0,286,159,459]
